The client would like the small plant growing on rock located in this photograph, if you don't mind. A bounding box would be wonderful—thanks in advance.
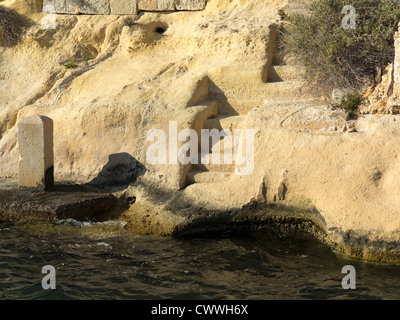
[123,17,136,27]
[278,8,287,21]
[335,92,362,115]
[82,56,94,62]
[0,5,22,47]
[63,61,78,69]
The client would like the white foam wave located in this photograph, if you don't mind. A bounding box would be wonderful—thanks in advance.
[55,218,127,228]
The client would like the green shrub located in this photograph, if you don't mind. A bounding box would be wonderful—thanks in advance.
[0,6,22,47]
[281,0,400,93]
[335,91,362,115]
[278,8,287,21]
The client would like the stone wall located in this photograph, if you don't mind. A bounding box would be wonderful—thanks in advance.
[42,0,207,15]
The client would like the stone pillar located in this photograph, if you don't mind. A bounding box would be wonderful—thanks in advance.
[18,115,54,190]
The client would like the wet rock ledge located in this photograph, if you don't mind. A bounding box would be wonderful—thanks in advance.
[0,186,118,222]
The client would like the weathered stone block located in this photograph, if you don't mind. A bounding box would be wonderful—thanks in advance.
[111,0,137,15]
[138,0,175,11]
[42,0,111,15]
[42,0,75,14]
[43,0,207,14]
[79,0,111,14]
[18,115,54,190]
[175,0,206,10]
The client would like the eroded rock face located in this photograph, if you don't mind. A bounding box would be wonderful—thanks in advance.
[42,0,207,15]
[4,0,400,262]
[359,23,400,114]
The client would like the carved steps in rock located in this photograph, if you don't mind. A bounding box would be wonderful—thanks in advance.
[186,170,232,185]
[185,20,322,187]
[267,64,306,82]
[204,115,246,131]
[191,162,235,173]
[201,115,244,155]
[210,80,314,115]
[191,99,219,143]
[186,114,244,186]
[255,80,311,98]
[200,115,244,152]
[210,79,310,99]
[259,98,328,108]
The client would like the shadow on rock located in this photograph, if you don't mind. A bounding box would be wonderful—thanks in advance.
[0,153,147,222]
[51,152,146,194]
[88,152,146,191]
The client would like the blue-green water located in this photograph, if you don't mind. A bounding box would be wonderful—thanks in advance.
[0,219,400,300]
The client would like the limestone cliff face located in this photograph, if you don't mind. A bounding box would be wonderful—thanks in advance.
[0,0,280,188]
[360,23,400,114]
[3,0,400,262]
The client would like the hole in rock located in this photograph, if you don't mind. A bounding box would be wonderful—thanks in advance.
[155,26,167,34]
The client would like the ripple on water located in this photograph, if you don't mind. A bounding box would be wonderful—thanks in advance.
[1,221,400,299]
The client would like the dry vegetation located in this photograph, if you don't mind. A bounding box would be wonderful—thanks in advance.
[281,0,400,94]
[0,5,21,46]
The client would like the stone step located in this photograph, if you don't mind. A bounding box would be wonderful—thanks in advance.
[253,80,310,98]
[267,65,305,82]
[186,170,232,185]
[199,129,242,155]
[193,98,219,109]
[211,80,315,114]
[272,50,299,66]
[199,115,244,152]
[192,162,235,173]
[260,98,329,108]
[211,80,311,102]
[192,99,219,147]
[204,115,246,131]
[208,65,266,87]
[0,188,117,221]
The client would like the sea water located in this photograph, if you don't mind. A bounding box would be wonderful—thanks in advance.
[0,219,400,300]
